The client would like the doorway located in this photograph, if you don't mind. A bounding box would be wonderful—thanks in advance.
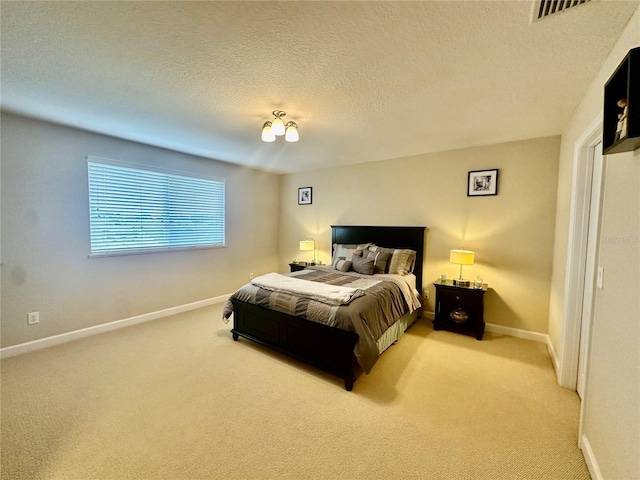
[558,119,603,393]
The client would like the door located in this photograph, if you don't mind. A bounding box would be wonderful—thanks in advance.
[576,141,604,398]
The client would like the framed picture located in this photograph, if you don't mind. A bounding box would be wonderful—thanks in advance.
[467,169,498,196]
[298,187,312,205]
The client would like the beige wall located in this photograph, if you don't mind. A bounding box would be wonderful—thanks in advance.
[549,6,639,478]
[279,136,560,334]
[0,113,281,348]
[584,148,639,479]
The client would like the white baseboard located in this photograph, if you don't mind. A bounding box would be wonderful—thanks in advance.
[0,294,231,359]
[545,334,561,375]
[580,435,603,480]
[485,322,549,344]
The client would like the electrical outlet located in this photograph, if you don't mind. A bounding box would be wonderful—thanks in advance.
[249,272,254,280]
[423,289,429,300]
[27,312,40,325]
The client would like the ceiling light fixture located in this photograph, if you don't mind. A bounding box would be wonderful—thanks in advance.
[261,110,299,143]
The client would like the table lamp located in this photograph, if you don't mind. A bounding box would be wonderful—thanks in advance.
[450,249,475,286]
[299,239,316,265]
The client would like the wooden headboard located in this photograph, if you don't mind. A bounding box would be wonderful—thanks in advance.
[331,225,426,295]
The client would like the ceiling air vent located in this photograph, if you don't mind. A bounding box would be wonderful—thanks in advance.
[532,0,591,21]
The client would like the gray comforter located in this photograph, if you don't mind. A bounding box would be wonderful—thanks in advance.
[223,266,420,373]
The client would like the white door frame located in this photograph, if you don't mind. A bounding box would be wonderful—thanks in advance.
[576,139,603,397]
[558,115,603,390]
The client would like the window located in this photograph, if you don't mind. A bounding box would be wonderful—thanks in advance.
[88,157,225,257]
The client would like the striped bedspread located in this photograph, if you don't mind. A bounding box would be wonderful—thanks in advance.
[223,266,421,373]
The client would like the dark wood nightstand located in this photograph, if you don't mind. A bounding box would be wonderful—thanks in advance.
[289,263,307,272]
[433,279,487,340]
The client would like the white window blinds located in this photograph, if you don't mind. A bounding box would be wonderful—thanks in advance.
[88,157,225,256]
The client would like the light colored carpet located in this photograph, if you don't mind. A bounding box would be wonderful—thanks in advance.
[1,304,590,479]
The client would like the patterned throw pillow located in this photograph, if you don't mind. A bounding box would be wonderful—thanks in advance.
[351,253,375,275]
[361,248,392,275]
[331,257,352,272]
[388,249,417,275]
[369,245,417,275]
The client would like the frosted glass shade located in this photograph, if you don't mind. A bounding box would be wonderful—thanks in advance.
[285,122,299,142]
[261,122,275,142]
[449,249,475,265]
[271,116,285,136]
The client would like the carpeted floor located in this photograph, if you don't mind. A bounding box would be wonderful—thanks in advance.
[1,304,590,479]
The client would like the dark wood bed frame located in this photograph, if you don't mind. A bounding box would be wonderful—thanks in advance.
[230,225,426,390]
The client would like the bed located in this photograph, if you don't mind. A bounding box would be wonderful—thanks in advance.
[223,225,426,390]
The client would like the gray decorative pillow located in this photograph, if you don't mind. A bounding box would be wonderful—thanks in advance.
[332,257,352,272]
[351,253,375,275]
[361,248,392,275]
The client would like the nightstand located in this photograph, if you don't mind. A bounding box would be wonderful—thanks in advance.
[289,263,307,272]
[433,279,487,340]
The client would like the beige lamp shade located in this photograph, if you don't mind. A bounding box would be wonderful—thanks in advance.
[449,249,475,265]
[299,239,316,264]
[299,240,315,251]
[450,249,474,285]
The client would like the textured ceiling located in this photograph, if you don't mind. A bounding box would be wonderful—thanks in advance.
[1,1,638,173]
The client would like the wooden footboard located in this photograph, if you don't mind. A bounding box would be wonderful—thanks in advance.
[230,299,359,390]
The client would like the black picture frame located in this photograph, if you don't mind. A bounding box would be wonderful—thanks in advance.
[298,187,312,205]
[467,169,498,196]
